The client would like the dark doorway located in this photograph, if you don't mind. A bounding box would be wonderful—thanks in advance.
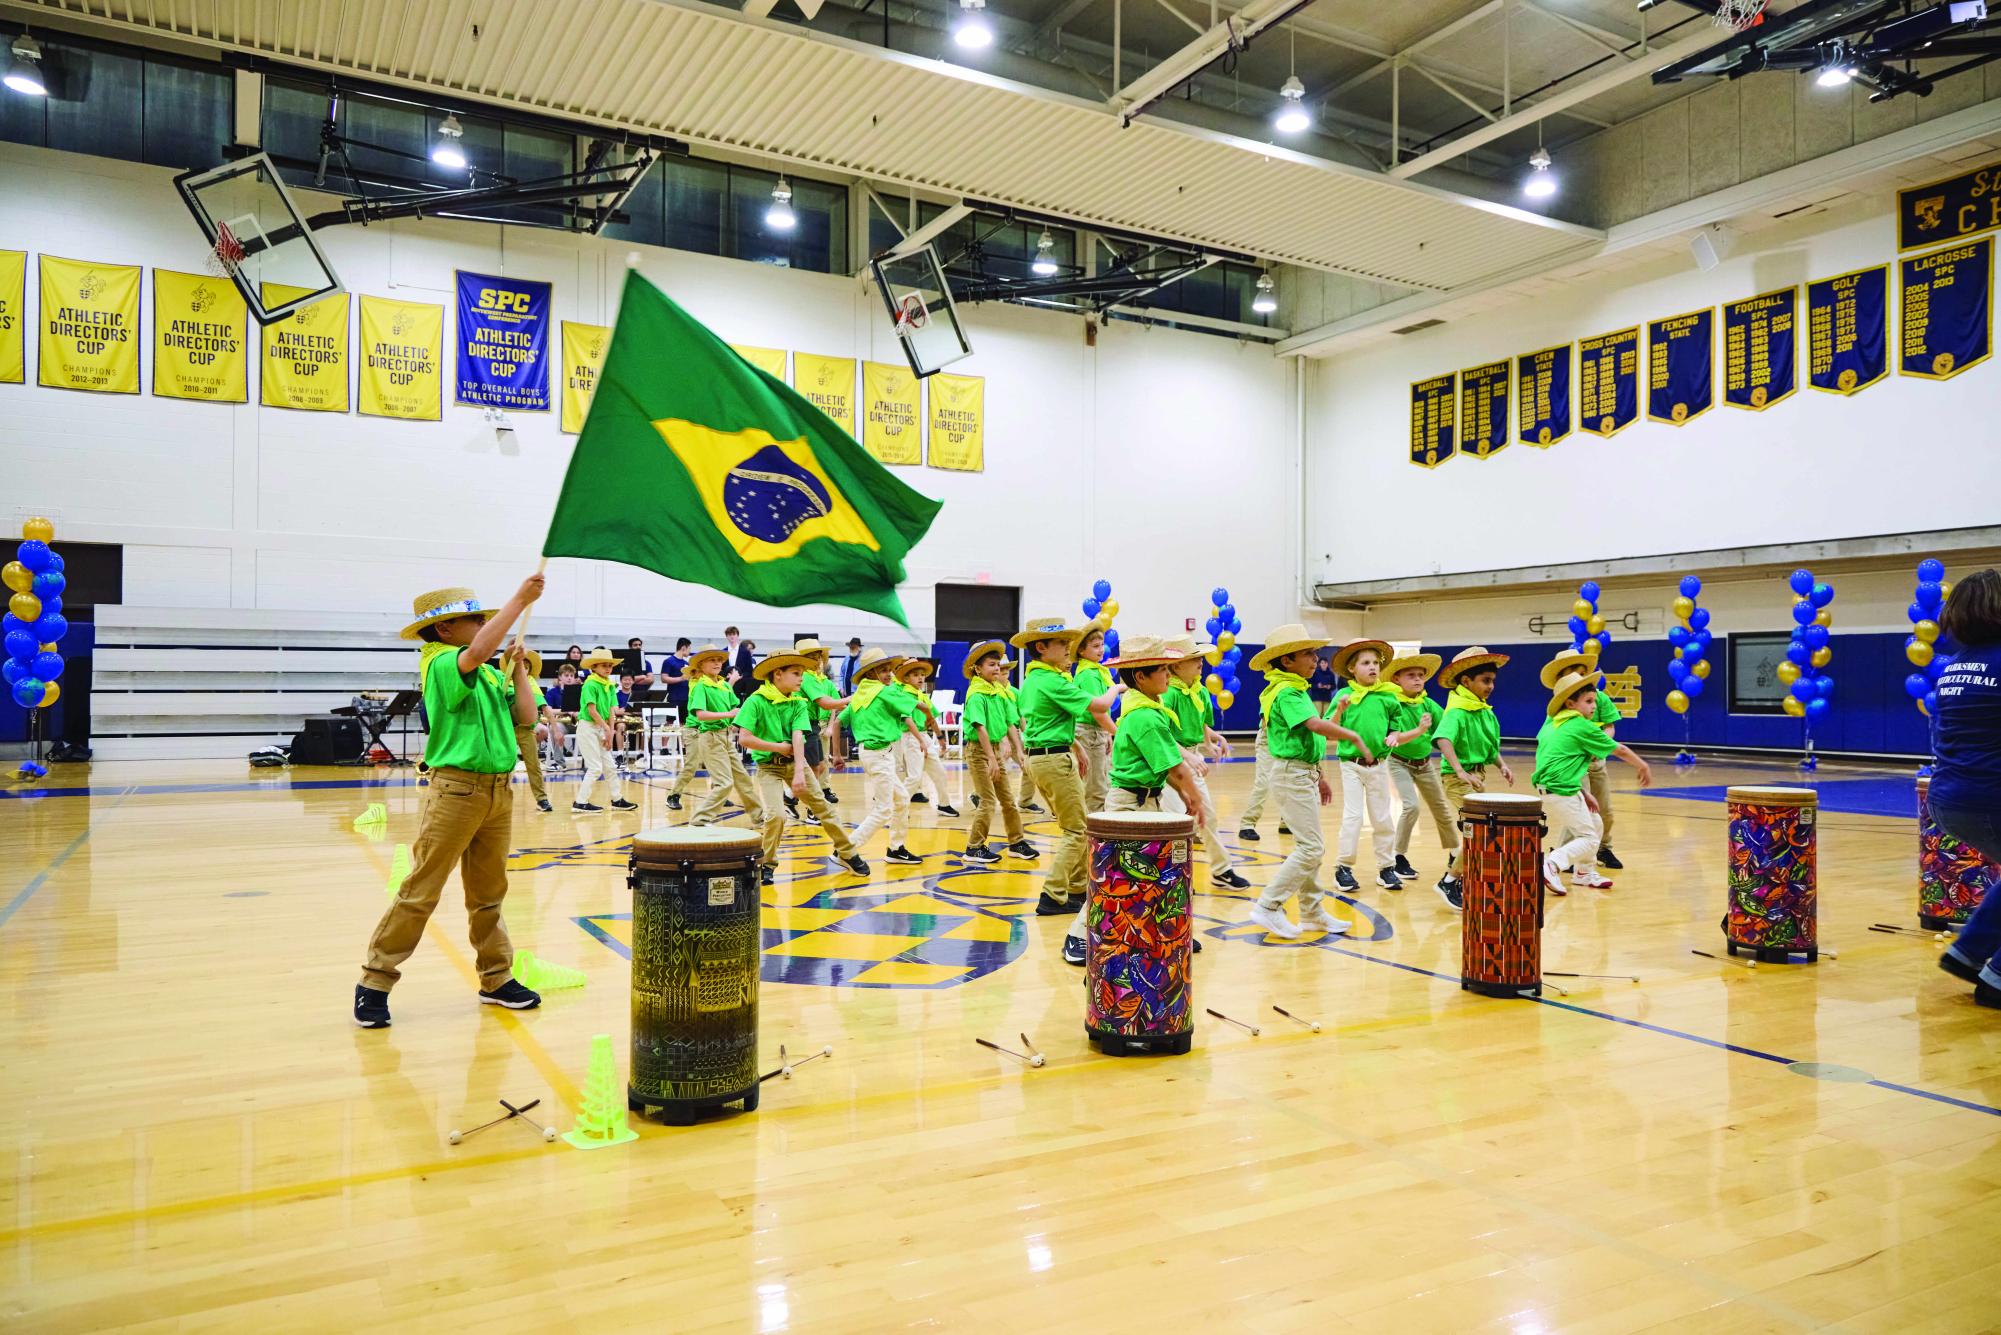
[935,582,1019,647]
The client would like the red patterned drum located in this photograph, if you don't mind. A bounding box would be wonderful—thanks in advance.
[1918,774,1997,930]
[1085,811,1195,1055]
[1458,793,1545,998]
[1725,786,1818,964]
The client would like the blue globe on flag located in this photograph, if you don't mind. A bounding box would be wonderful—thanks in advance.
[724,444,834,544]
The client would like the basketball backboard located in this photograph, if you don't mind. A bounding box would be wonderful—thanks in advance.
[174,152,342,325]
[870,245,972,378]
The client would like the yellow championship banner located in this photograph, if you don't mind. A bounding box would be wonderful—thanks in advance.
[261,283,349,412]
[862,360,922,465]
[38,254,140,394]
[359,295,443,421]
[793,352,857,435]
[152,269,247,403]
[730,344,788,381]
[927,371,984,472]
[0,250,24,384]
[561,321,610,434]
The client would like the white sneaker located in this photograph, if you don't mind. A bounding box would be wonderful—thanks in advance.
[1542,855,1570,897]
[1571,868,1613,890]
[1247,904,1302,940]
[1298,906,1350,936]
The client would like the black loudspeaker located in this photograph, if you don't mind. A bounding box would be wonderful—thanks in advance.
[291,716,364,765]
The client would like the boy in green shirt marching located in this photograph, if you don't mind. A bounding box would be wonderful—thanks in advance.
[1384,652,1456,902]
[1164,635,1249,890]
[575,649,637,814]
[679,646,766,827]
[848,647,924,865]
[1540,651,1626,870]
[355,576,547,1029]
[1332,640,1432,893]
[795,640,845,808]
[1534,671,1652,895]
[1072,619,1116,815]
[735,652,867,884]
[896,658,960,818]
[1014,616,1119,921]
[1430,647,1513,910]
[961,641,1037,866]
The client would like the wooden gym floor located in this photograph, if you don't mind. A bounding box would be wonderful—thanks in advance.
[2,748,1998,1333]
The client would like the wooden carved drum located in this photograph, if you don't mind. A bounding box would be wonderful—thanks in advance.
[1085,810,1196,1055]
[1725,786,1818,963]
[1457,793,1546,998]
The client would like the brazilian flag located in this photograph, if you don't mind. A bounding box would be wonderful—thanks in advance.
[542,272,941,625]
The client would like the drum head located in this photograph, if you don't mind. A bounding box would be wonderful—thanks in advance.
[1087,810,1195,840]
[1726,785,1817,807]
[632,825,763,859]
[1461,792,1542,818]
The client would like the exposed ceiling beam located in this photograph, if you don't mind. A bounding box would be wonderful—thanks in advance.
[1109,0,1315,122]
[1027,0,1101,47]
[1327,1,1505,95]
[1409,63,1498,124]
[1517,0,1639,61]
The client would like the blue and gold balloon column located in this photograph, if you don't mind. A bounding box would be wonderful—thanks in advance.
[1903,559,1951,721]
[1663,575,1709,764]
[1201,586,1242,715]
[2,516,67,778]
[1566,580,1612,658]
[1781,568,1836,771]
[1081,577,1120,662]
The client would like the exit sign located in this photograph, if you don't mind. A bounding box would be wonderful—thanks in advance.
[1185,617,1196,631]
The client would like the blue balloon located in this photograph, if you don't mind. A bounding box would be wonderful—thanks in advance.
[1916,580,1943,613]
[33,613,65,644]
[1222,647,1241,664]
[1810,581,1834,608]
[1579,581,1601,604]
[1689,607,1710,631]
[1218,603,1235,624]
[1667,625,1689,647]
[1683,675,1706,699]
[1786,643,1810,665]
[4,630,34,661]
[1909,601,1928,624]
[1815,674,1834,699]
[1092,579,1112,601]
[1,660,23,687]
[1792,601,1816,626]
[46,552,61,573]
[1205,617,1222,637]
[1806,696,1830,722]
[1082,597,1101,618]
[30,652,62,681]
[1927,655,1948,681]
[1225,675,1241,694]
[39,595,59,621]
[1918,558,1945,582]
[1803,624,1829,651]
[1568,615,1588,636]
[1679,575,1702,598]
[1926,690,1939,714]
[15,540,52,575]
[1790,679,1817,703]
[1228,615,1242,635]
[1210,587,1230,607]
[1906,672,1932,699]
[1789,568,1814,595]
[11,678,45,708]
[1667,658,1688,683]
[30,570,63,599]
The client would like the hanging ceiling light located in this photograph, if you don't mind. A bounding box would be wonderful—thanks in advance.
[953,0,995,50]
[4,35,48,97]
[431,113,468,169]
[1272,28,1309,135]
[1252,273,1278,315]
[766,178,797,231]
[1031,230,1059,276]
[1814,59,1855,87]
[1523,145,1557,199]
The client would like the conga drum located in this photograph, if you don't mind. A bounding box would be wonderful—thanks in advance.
[1457,793,1546,998]
[1724,786,1818,963]
[1918,774,1998,930]
[1085,810,1196,1055]
[627,826,763,1124]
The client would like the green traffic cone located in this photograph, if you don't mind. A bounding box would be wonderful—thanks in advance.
[563,1034,638,1150]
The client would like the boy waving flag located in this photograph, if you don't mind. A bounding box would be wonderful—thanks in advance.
[542,271,942,625]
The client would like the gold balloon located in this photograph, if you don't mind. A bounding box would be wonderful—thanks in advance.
[1814,609,1832,628]
[37,681,59,708]
[1810,647,1832,669]
[1205,648,1222,666]
[1571,598,1593,618]
[38,641,56,653]
[1,561,29,593]
[1666,689,1690,714]
[1205,673,1224,694]
[1907,640,1935,667]
[1671,596,1694,619]
[1783,695,1806,718]
[1102,598,1119,620]
[1216,690,1235,711]
[1776,661,1801,685]
[1216,631,1236,652]
[1581,637,1600,656]
[1587,614,1606,636]
[21,517,53,543]
[1918,698,1931,718]
[9,592,41,622]
[1915,619,1940,644]
[1941,581,1954,602]
[1691,659,1711,680]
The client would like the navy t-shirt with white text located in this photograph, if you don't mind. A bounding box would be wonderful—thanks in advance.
[1931,647,2001,810]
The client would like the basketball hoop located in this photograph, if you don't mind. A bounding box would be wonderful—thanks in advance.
[206,221,247,280]
[894,292,930,335]
[1712,0,1766,31]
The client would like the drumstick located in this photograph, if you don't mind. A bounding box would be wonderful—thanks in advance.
[1544,971,1639,983]
[1272,1005,1320,1032]
[1019,1032,1044,1064]
[784,1045,834,1079]
[1691,948,1757,970]
[758,1043,789,1084]
[977,1037,1044,1067]
[1526,981,1567,998]
[1205,1007,1260,1036]
[500,1098,560,1143]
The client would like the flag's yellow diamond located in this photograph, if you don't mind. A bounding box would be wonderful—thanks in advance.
[655,418,882,563]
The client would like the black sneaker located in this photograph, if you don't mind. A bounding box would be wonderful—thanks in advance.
[572,801,604,813]
[760,866,775,886]
[886,845,922,865]
[1007,841,1040,860]
[844,855,870,876]
[353,984,391,1029]
[1021,801,1043,813]
[1394,854,1417,879]
[936,804,961,818]
[1377,867,1403,891]
[1278,825,1293,836]
[667,794,682,810]
[536,798,553,812]
[1036,892,1072,916]
[1214,869,1251,889]
[970,794,982,808]
[479,979,542,1010]
[783,796,799,816]
[1238,827,1261,842]
[1978,977,2001,1010]
[823,788,838,804]
[911,792,930,805]
[1334,865,1359,891]
[1940,951,1983,984]
[1597,846,1624,870]
[962,845,1001,865]
[1436,874,1464,912]
[1061,935,1087,966]
[610,798,638,811]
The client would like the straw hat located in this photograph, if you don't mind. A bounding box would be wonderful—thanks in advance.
[519,647,543,678]
[580,648,620,670]
[852,646,899,679]
[1009,615,1084,651]
[1079,614,1111,641]
[1384,652,1442,683]
[962,639,1013,678]
[896,656,937,681]
[1105,634,1184,670]
[1328,638,1393,679]
[1546,670,1601,718]
[1539,651,1596,689]
[400,586,496,640]
[1168,633,1215,657]
[1437,646,1510,689]
[753,652,815,681]
[793,638,831,662]
[1249,623,1331,672]
[686,644,729,670]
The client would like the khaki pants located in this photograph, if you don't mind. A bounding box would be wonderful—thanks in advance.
[1016,759,1039,807]
[1241,722,1273,825]
[1163,748,1235,873]
[689,730,764,826]
[576,721,621,806]
[1545,790,1601,871]
[361,767,515,992]
[1258,760,1327,915]
[1077,724,1113,815]
[757,768,857,867]
[669,726,703,797]
[1338,759,1396,871]
[1027,751,1088,905]
[966,747,1023,847]
[1390,755,1457,859]
[900,732,950,805]
[1441,765,1491,872]
[850,745,910,848]
[513,722,547,804]
[1588,757,1614,848]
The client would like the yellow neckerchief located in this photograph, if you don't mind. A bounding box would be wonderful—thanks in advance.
[1173,675,1209,710]
[967,677,1005,697]
[1446,684,1491,714]
[851,676,887,710]
[1259,669,1310,715]
[1121,690,1169,716]
[754,681,793,703]
[1027,660,1068,681]
[1344,678,1402,703]
[1000,682,1019,700]
[1074,658,1109,687]
[1549,708,1585,728]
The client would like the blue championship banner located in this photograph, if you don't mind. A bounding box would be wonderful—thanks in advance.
[1457,359,1509,459]
[1807,264,1887,395]
[1646,307,1712,426]
[1516,343,1570,447]
[1898,159,2001,251]
[1577,326,1638,437]
[1899,237,1992,381]
[1722,287,1795,410]
[455,270,551,410]
[1409,373,1456,468]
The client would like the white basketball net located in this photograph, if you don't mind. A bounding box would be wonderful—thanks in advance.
[1713,0,1767,30]
[204,221,246,279]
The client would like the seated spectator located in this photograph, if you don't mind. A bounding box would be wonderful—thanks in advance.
[542,665,577,769]
[551,644,584,680]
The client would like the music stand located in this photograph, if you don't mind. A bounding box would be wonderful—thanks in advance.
[376,690,422,765]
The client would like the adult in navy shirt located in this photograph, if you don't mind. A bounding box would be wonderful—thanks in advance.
[1930,569,2001,1010]
[661,637,693,718]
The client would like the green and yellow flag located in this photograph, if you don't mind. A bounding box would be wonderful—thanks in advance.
[542,273,941,625]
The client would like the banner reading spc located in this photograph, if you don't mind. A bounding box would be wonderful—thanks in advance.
[456,271,551,411]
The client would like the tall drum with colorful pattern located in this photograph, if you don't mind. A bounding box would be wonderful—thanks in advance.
[1085,811,1196,1055]
[1917,773,1997,930]
[1725,786,1819,963]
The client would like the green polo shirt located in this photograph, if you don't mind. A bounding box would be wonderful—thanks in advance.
[963,684,1010,743]
[1531,711,1619,795]
[1434,687,1501,768]
[999,684,1022,732]
[801,668,838,722]
[735,684,809,766]
[1335,683,1401,762]
[1265,684,1325,764]
[1019,662,1096,749]
[849,678,915,750]
[1073,660,1113,729]
[1109,695,1184,788]
[580,673,618,726]
[1390,692,1444,761]
[1166,680,1210,748]
[419,642,518,774]
[685,676,736,732]
[1593,687,1621,727]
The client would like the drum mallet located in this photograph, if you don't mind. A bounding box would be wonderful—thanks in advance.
[1691,948,1756,970]
[448,1098,542,1145]
[1271,1005,1320,1032]
[1544,971,1640,983]
[1206,1007,1260,1036]
[500,1098,560,1143]
[1526,981,1568,998]
[1021,1033,1046,1066]
[784,1045,833,1079]
[977,1037,1044,1067]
